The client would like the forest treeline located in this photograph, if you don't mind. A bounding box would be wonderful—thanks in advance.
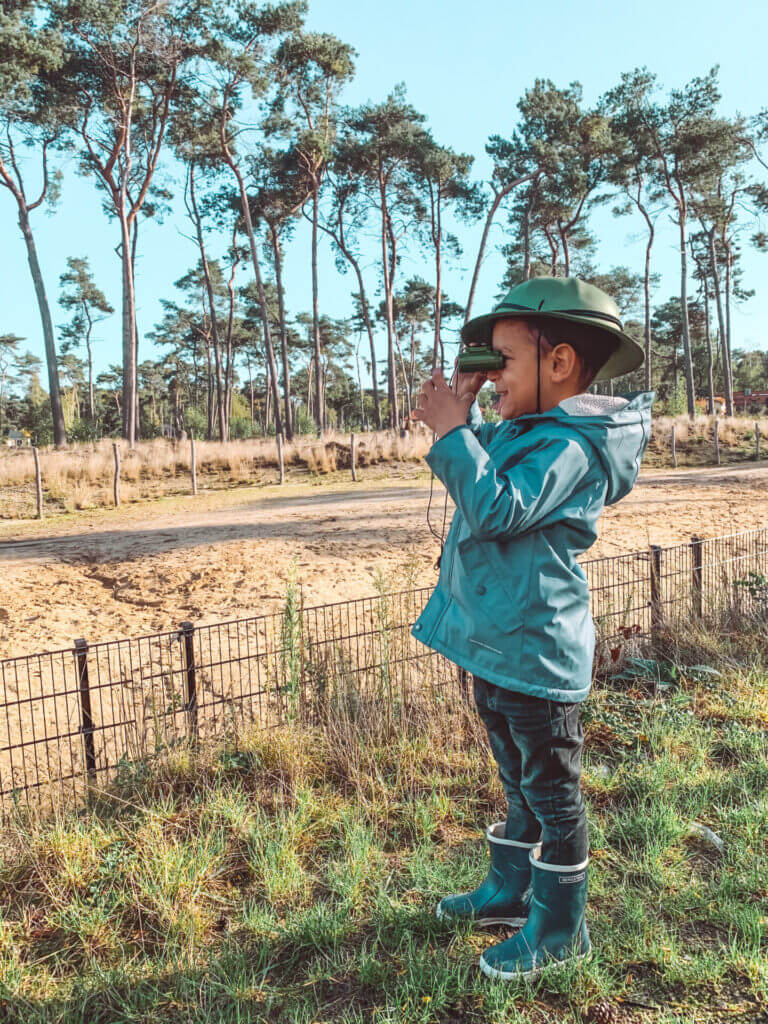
[2,0,768,447]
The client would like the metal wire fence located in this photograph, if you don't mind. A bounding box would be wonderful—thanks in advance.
[2,527,768,817]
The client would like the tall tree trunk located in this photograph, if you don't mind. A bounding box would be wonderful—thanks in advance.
[271,226,293,440]
[84,307,95,420]
[409,321,417,412]
[724,240,734,406]
[230,165,282,438]
[558,223,571,277]
[432,192,443,373]
[18,207,66,445]
[223,260,236,439]
[355,336,366,428]
[708,229,733,415]
[378,175,399,430]
[703,278,715,415]
[464,172,536,322]
[522,186,534,282]
[320,360,326,432]
[188,165,226,441]
[246,356,254,428]
[132,218,140,441]
[311,186,322,433]
[119,209,137,446]
[323,211,382,428]
[264,362,271,433]
[678,215,696,418]
[641,213,654,392]
[354,276,382,430]
[544,225,558,277]
[395,332,412,421]
[205,333,213,440]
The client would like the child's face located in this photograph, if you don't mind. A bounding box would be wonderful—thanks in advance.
[486,319,549,419]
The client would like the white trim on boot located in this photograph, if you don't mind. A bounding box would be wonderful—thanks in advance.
[529,846,589,873]
[486,821,543,849]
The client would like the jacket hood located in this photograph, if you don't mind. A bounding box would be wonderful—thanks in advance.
[520,390,654,505]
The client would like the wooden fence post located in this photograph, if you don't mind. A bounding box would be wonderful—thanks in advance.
[671,424,677,468]
[276,431,285,484]
[190,434,198,496]
[650,544,663,643]
[350,432,357,481]
[180,621,198,743]
[756,422,760,462]
[74,639,97,787]
[112,442,121,507]
[32,446,43,519]
[714,418,720,466]
[691,534,703,621]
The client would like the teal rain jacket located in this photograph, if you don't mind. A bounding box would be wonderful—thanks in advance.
[412,391,654,702]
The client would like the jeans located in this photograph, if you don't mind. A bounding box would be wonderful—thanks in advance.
[473,675,588,865]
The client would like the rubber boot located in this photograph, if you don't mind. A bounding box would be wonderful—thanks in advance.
[436,822,541,928]
[479,847,591,979]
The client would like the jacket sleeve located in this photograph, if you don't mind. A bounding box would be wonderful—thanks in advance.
[425,425,592,540]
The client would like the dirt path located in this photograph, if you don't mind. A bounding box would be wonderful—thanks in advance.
[2,462,768,658]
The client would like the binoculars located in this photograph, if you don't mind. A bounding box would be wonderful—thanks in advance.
[455,344,506,373]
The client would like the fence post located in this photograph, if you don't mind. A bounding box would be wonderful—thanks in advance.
[112,442,121,507]
[671,424,677,468]
[190,434,198,496]
[180,621,198,743]
[74,639,97,787]
[458,666,470,704]
[691,534,703,621]
[714,418,720,466]
[650,544,663,642]
[756,422,760,462]
[276,431,285,484]
[350,432,357,481]
[32,446,43,519]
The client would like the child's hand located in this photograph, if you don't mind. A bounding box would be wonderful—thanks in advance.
[451,361,488,401]
[410,369,474,437]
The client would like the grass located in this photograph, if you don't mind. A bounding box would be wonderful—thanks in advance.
[0,427,434,518]
[644,415,768,469]
[0,612,767,1023]
[3,414,768,519]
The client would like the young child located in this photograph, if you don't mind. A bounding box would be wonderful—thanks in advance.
[410,276,653,981]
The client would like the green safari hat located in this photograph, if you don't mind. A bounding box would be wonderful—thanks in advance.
[461,276,644,382]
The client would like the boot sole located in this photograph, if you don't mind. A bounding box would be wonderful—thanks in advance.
[479,947,591,981]
[435,902,527,928]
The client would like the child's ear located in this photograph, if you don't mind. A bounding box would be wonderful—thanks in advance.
[551,343,579,382]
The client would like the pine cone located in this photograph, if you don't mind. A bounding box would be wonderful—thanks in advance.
[586,1001,621,1024]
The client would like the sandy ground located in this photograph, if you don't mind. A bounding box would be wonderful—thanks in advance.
[2,461,768,806]
[2,461,768,659]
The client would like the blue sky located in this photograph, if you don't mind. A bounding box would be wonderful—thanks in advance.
[2,0,767,386]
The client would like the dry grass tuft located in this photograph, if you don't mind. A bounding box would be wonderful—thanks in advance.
[0,427,435,517]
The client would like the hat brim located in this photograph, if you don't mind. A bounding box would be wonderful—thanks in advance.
[460,310,644,382]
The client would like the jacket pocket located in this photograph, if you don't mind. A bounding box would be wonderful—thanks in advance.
[455,535,525,635]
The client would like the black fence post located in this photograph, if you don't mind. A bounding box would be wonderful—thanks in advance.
[180,621,198,743]
[457,666,470,704]
[650,544,663,643]
[74,639,97,787]
[691,535,703,621]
